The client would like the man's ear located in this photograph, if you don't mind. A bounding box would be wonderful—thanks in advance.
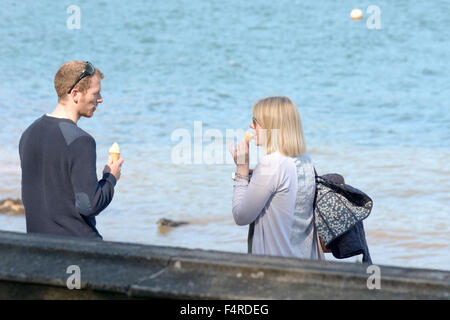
[69,89,80,104]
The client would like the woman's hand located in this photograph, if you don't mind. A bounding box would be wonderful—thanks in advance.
[229,140,250,176]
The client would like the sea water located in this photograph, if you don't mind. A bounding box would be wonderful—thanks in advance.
[0,0,449,270]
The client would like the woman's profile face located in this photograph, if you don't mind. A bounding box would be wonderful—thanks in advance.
[250,116,263,146]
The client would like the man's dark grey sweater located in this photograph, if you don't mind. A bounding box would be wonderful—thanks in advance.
[19,115,116,239]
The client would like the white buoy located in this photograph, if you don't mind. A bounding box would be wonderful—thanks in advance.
[350,8,363,21]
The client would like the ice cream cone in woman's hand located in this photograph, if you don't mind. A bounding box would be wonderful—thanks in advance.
[109,142,120,162]
[244,131,254,143]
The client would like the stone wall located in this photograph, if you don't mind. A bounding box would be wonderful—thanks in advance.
[0,231,448,299]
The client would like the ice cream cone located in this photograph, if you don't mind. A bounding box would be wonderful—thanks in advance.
[244,131,254,143]
[110,152,120,162]
[109,142,120,162]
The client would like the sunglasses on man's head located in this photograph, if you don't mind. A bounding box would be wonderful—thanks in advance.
[67,61,95,94]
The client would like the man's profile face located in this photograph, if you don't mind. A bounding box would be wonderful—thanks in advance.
[77,75,103,118]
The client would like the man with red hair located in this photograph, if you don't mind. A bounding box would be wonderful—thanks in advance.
[19,61,124,239]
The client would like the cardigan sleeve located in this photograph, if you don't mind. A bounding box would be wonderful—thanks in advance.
[232,159,280,226]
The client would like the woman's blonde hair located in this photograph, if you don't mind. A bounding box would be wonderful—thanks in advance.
[252,96,306,157]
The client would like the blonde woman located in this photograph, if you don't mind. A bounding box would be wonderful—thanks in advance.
[230,96,324,260]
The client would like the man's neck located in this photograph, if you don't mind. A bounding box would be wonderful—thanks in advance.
[48,103,80,124]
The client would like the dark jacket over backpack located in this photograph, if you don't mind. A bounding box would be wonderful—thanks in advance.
[314,172,373,264]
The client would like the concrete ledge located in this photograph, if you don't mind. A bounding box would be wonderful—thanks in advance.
[0,231,448,299]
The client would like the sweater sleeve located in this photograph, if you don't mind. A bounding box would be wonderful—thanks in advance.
[232,161,278,226]
[69,135,116,217]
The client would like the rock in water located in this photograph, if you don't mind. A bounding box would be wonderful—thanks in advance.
[0,198,25,215]
[157,218,189,235]
[157,218,189,227]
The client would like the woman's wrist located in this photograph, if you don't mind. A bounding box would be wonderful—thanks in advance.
[236,165,249,176]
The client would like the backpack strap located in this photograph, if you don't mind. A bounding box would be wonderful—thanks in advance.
[313,166,331,254]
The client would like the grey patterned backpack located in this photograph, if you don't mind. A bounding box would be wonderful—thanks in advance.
[313,171,373,249]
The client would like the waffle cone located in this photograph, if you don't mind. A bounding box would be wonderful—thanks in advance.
[244,132,254,143]
[109,152,120,162]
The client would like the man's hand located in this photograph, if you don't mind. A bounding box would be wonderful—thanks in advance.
[103,156,124,181]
